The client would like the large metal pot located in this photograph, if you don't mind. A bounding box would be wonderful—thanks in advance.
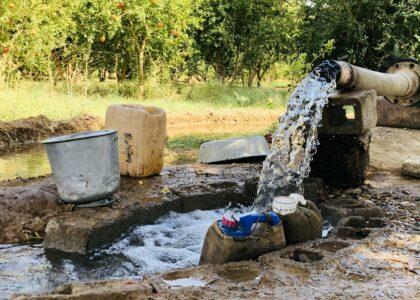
[43,130,120,204]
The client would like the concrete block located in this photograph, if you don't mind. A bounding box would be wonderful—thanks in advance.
[42,164,261,254]
[318,198,383,225]
[310,132,371,187]
[320,90,377,135]
[377,97,420,129]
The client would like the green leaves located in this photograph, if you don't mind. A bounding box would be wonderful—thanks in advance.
[193,0,298,86]
[297,0,419,69]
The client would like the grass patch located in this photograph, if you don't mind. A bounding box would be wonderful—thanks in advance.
[180,81,289,107]
[0,80,289,122]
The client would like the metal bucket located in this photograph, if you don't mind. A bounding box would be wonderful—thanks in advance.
[43,130,120,204]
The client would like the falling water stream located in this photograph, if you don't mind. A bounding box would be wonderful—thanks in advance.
[254,70,337,210]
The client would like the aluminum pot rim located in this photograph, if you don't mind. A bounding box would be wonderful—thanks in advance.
[42,129,118,145]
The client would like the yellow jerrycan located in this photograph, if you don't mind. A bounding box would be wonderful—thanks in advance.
[105,104,166,177]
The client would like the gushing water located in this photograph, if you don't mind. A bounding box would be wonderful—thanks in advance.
[254,72,337,210]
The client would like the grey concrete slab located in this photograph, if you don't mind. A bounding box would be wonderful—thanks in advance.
[320,90,378,135]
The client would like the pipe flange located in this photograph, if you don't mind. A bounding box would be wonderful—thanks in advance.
[386,61,420,107]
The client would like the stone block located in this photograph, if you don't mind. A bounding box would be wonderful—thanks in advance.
[320,90,377,135]
[377,97,420,129]
[310,132,371,187]
[319,198,383,225]
[199,221,286,265]
[281,201,323,244]
[42,164,261,254]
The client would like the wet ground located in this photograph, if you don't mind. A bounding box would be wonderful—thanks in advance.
[0,125,419,299]
[0,208,240,297]
[8,180,419,299]
[1,169,418,299]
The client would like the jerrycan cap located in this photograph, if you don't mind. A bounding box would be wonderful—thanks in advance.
[272,195,298,215]
[222,214,238,229]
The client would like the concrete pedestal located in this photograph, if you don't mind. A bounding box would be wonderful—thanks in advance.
[311,90,377,187]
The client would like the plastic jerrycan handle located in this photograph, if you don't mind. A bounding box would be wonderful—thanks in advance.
[238,212,280,236]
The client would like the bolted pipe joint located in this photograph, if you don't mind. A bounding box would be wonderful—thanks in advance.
[334,60,420,107]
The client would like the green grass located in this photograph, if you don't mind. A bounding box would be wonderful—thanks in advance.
[0,80,290,122]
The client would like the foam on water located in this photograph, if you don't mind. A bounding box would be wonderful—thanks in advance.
[0,207,250,298]
[254,72,337,210]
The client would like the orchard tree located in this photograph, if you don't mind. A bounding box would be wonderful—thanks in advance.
[70,0,122,83]
[0,0,75,83]
[116,0,198,97]
[193,0,297,86]
[297,0,420,70]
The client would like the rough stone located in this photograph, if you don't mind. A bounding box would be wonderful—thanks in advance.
[402,157,420,178]
[199,221,286,265]
[281,200,323,245]
[320,90,377,135]
[319,198,383,225]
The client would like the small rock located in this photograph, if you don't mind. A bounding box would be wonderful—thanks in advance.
[399,201,415,208]
[402,157,420,178]
[344,188,361,196]
[129,235,144,246]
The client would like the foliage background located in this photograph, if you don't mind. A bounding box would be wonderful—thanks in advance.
[0,0,418,93]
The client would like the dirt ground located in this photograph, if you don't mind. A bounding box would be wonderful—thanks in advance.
[166,109,280,137]
[1,113,419,299]
[370,126,420,172]
[0,110,280,152]
[0,115,103,150]
[11,164,420,299]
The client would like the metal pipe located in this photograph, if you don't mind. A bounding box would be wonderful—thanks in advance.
[335,60,419,106]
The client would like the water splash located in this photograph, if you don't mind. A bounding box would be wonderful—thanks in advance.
[254,72,337,210]
[0,207,250,298]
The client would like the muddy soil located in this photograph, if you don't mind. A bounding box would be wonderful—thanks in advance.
[0,115,103,150]
[0,110,280,151]
[15,219,420,299]
[1,113,419,298]
[166,110,280,137]
[12,181,419,299]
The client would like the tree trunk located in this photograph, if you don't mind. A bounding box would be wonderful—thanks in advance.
[83,51,90,96]
[230,54,242,86]
[256,64,268,88]
[100,69,106,82]
[137,37,146,99]
[247,71,255,87]
[256,69,263,87]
